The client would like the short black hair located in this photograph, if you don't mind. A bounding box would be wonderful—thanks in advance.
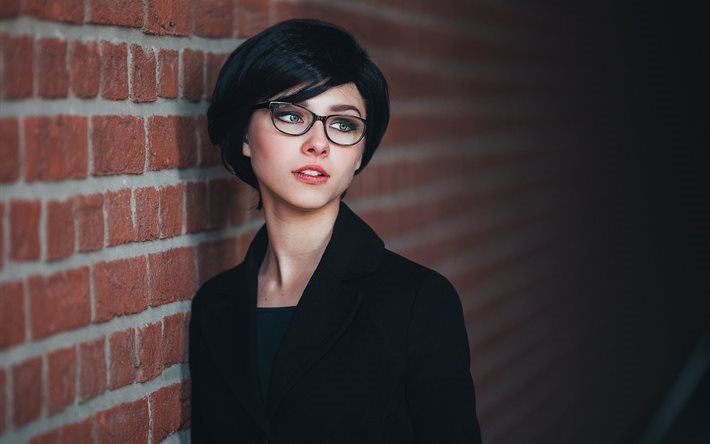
[207,18,390,190]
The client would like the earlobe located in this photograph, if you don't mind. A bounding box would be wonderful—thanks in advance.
[355,155,362,171]
[242,137,251,158]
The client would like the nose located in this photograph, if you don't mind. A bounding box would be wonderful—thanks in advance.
[301,119,330,157]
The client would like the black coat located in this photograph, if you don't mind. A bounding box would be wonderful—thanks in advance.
[189,202,482,443]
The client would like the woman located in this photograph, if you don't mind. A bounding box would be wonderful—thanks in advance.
[190,19,482,443]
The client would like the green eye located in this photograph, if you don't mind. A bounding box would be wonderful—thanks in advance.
[330,118,358,133]
[275,112,304,124]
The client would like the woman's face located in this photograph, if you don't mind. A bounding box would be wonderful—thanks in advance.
[243,83,366,213]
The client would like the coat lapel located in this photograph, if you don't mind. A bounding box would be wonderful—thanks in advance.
[267,202,384,413]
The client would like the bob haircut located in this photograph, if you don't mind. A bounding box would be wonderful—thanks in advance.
[207,19,390,191]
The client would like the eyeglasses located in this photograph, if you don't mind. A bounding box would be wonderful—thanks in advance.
[253,101,367,147]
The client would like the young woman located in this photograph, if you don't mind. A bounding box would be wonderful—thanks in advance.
[190,19,482,443]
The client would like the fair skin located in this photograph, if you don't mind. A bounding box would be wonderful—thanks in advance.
[242,83,366,307]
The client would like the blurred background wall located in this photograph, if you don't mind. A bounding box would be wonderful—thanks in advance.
[0,0,706,443]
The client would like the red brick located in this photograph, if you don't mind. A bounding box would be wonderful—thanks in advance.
[46,198,75,261]
[105,189,135,246]
[12,356,42,426]
[137,322,163,382]
[198,238,237,285]
[78,337,106,401]
[10,199,41,261]
[108,329,136,389]
[91,115,145,176]
[238,230,255,261]
[147,115,197,170]
[0,118,20,181]
[182,48,203,101]
[93,256,148,322]
[193,0,233,37]
[197,114,220,166]
[159,184,183,238]
[22,0,84,23]
[235,0,270,38]
[30,418,94,444]
[38,38,69,98]
[0,368,5,433]
[157,49,178,98]
[97,399,148,444]
[130,44,156,102]
[134,187,159,241]
[0,281,24,348]
[0,204,3,270]
[24,115,88,182]
[150,382,190,442]
[69,41,100,98]
[163,312,188,366]
[1,34,33,99]
[229,180,256,226]
[208,178,231,229]
[146,0,192,36]
[47,346,76,414]
[74,193,104,252]
[204,52,228,99]
[28,267,91,339]
[186,181,208,233]
[89,0,143,27]
[148,247,195,306]
[100,42,128,100]
[0,0,19,17]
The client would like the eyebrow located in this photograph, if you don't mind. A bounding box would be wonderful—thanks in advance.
[300,101,363,117]
[329,104,362,117]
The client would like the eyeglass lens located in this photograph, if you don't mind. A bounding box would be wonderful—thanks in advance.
[269,103,365,146]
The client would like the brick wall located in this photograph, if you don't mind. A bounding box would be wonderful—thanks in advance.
[1,1,707,443]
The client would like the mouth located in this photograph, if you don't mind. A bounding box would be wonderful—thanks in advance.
[293,165,330,177]
[292,164,330,184]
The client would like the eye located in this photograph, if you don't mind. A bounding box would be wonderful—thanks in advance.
[329,118,359,133]
[274,111,305,124]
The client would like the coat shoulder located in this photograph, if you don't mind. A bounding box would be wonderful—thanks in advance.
[191,262,246,313]
[379,249,456,292]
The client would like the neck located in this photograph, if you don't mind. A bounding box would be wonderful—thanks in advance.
[259,197,340,289]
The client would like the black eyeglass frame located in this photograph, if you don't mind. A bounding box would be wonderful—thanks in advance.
[253,101,367,147]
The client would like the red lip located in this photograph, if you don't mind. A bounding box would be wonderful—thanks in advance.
[292,164,330,177]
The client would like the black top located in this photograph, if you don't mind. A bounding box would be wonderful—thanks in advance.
[256,306,297,402]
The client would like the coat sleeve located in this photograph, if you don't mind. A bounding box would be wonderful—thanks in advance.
[405,273,482,443]
[189,291,210,443]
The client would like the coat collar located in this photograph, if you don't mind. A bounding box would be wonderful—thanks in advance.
[201,201,384,428]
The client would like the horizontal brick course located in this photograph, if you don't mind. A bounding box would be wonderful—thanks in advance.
[97,398,149,444]
[108,329,137,390]
[0,281,25,349]
[70,41,100,98]
[38,38,69,99]
[23,0,84,23]
[1,34,34,99]
[28,267,91,339]
[79,337,107,402]
[47,346,77,415]
[92,256,148,322]
[148,247,195,306]
[147,115,197,170]
[24,115,88,182]
[91,115,145,176]
[46,198,76,261]
[10,199,41,261]
[12,356,42,426]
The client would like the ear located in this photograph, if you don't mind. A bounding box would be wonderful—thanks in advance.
[242,135,251,158]
[354,153,362,171]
